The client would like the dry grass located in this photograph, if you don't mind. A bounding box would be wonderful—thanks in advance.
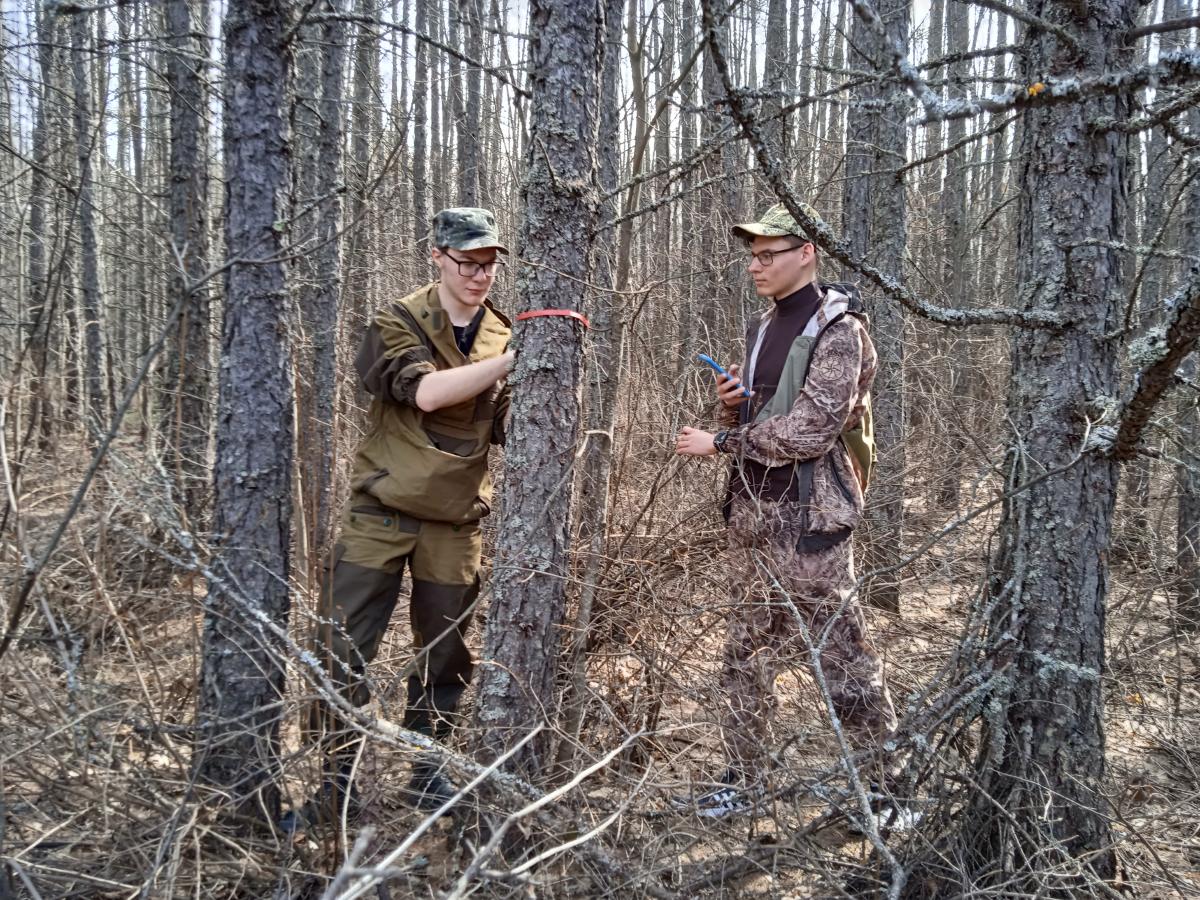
[2,427,1199,899]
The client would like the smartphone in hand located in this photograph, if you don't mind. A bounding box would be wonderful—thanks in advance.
[696,354,751,397]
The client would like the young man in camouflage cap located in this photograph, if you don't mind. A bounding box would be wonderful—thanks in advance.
[675,202,897,819]
[283,208,514,832]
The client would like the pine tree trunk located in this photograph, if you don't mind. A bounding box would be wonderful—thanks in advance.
[961,0,1138,886]
[556,0,626,776]
[163,0,212,522]
[69,8,108,439]
[195,0,294,822]
[473,0,606,782]
[842,0,908,612]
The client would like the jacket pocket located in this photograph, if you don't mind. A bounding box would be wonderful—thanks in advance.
[351,467,389,495]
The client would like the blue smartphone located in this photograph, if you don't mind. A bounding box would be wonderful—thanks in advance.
[696,353,751,397]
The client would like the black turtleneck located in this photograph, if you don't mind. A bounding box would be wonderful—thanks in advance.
[746,281,822,417]
[732,280,822,502]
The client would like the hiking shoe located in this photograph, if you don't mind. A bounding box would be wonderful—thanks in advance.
[846,801,922,836]
[843,784,922,836]
[400,758,459,814]
[279,774,361,835]
[687,768,764,819]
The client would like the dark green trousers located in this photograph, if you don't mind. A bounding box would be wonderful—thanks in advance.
[307,492,482,748]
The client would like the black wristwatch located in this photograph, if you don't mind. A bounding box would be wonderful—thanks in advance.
[713,430,730,453]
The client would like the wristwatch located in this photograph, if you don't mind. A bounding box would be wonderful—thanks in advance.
[713,430,730,453]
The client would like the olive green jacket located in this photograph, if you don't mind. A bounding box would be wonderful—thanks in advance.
[350,282,512,524]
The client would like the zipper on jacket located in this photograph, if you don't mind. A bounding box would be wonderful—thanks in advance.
[829,441,856,504]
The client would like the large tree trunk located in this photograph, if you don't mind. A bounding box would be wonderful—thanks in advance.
[842,0,908,612]
[472,0,606,782]
[556,0,626,776]
[162,0,212,522]
[194,0,294,822]
[961,0,1137,888]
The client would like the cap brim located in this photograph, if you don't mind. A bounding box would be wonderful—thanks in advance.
[452,237,510,254]
[730,223,793,240]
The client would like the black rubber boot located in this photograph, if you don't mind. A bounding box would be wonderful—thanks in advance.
[279,757,361,835]
[400,756,458,814]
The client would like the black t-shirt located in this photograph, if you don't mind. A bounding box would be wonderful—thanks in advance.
[452,308,485,356]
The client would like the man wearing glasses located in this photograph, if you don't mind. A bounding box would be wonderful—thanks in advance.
[284,208,513,832]
[675,203,897,819]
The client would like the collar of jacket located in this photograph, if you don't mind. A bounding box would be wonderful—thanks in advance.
[406,282,512,365]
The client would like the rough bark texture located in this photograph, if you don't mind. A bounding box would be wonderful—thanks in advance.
[473,0,605,781]
[194,0,294,821]
[162,0,212,522]
[841,0,908,611]
[557,0,626,774]
[960,0,1137,887]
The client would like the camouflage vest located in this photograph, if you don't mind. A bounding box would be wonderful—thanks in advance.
[746,282,876,491]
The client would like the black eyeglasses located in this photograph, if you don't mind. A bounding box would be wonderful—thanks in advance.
[747,244,807,267]
[444,251,505,278]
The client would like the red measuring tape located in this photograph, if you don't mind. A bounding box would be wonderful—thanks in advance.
[515,309,590,329]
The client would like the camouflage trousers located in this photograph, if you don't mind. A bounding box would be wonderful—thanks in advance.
[305,491,482,755]
[721,496,897,774]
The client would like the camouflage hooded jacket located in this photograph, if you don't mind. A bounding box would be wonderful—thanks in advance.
[717,287,878,536]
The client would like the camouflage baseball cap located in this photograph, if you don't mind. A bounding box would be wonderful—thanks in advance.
[431,207,509,253]
[730,202,816,242]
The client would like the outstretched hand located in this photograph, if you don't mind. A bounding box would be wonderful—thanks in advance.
[675,426,717,457]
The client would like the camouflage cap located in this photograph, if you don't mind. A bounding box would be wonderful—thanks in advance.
[431,207,510,253]
[730,202,816,242]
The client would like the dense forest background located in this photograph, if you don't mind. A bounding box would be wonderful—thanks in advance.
[1,0,1199,896]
